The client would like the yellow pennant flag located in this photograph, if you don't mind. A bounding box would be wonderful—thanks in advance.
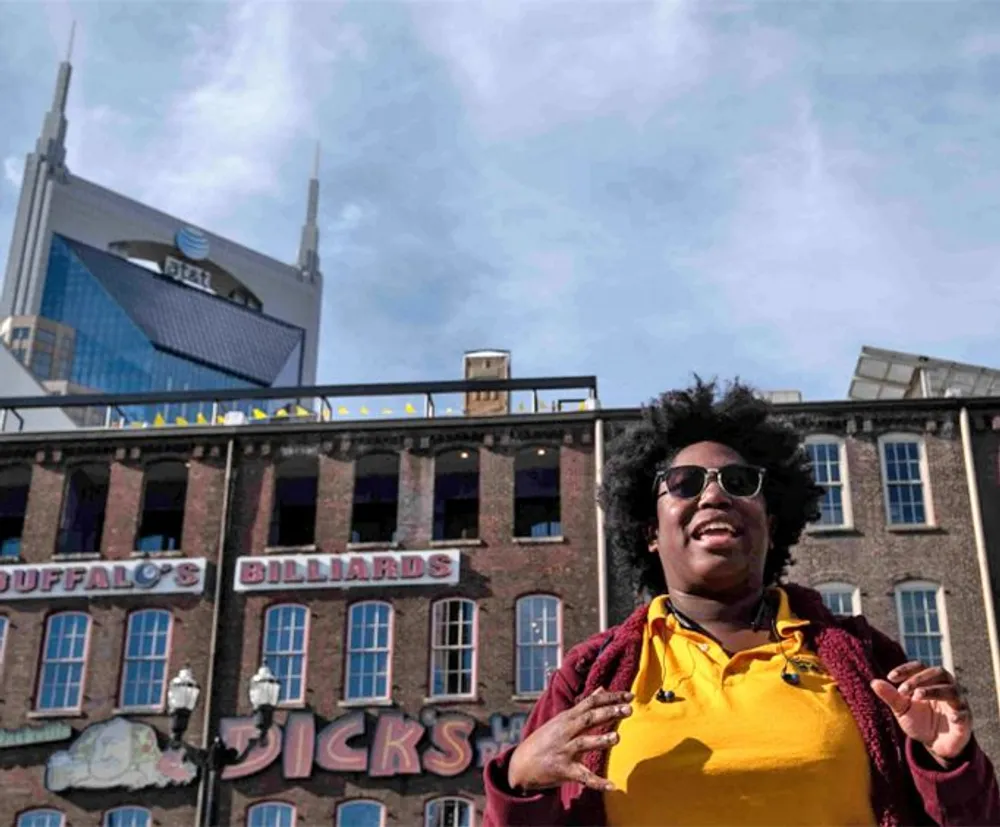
[296,405,310,417]
[252,408,268,420]
[175,416,189,426]
[275,408,289,418]
[337,406,349,416]
[381,407,392,416]
[404,403,416,414]
[360,406,370,416]
[153,413,166,427]
[538,401,549,411]
[216,415,226,424]
[196,412,208,425]
[445,407,454,415]
[579,401,587,411]
[129,420,145,428]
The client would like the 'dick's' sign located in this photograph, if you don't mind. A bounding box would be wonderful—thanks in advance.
[234,550,460,593]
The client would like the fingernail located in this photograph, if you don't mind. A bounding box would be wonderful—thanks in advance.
[619,705,631,715]
[604,782,616,792]
[887,669,899,680]
[913,689,925,700]
[624,692,635,700]
[899,683,910,694]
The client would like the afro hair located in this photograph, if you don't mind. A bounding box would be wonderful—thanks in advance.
[598,378,823,597]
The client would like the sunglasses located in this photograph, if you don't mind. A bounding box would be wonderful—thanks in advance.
[654,464,766,500]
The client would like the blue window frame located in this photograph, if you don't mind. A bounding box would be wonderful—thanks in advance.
[263,605,308,704]
[806,441,846,526]
[881,438,928,525]
[345,602,392,702]
[38,612,90,711]
[104,807,151,827]
[516,595,561,695]
[247,803,295,827]
[17,811,64,827]
[120,610,171,709]
[337,801,385,827]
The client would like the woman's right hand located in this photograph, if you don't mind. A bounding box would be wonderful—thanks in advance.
[506,688,634,793]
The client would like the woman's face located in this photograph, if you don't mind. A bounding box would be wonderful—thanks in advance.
[649,440,773,598]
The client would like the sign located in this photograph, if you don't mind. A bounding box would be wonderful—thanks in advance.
[234,550,460,593]
[0,559,207,601]
[0,723,72,750]
[46,717,198,791]
[164,255,213,292]
[174,226,210,261]
[218,709,526,781]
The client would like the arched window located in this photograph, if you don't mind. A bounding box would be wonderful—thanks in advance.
[514,447,560,538]
[0,465,30,558]
[433,449,479,540]
[895,581,951,669]
[104,807,151,827]
[878,434,933,527]
[269,456,318,548]
[345,601,392,702]
[17,811,64,827]
[58,463,110,555]
[137,460,188,553]
[804,436,852,529]
[430,598,476,699]
[37,612,91,711]
[0,615,8,674]
[247,802,295,827]
[263,604,309,705]
[425,797,474,827]
[120,609,172,709]
[815,582,860,617]
[336,800,385,827]
[516,595,562,695]
[351,453,399,543]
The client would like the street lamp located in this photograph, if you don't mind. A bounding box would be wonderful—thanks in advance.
[167,665,281,827]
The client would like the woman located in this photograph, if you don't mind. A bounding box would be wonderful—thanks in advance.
[485,380,999,826]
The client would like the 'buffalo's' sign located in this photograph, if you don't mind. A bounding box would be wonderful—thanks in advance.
[219,709,525,780]
[0,559,206,601]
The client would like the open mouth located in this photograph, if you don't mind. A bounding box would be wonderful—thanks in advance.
[691,522,742,540]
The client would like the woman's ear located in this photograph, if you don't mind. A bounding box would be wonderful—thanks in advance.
[768,515,777,549]
[646,522,658,554]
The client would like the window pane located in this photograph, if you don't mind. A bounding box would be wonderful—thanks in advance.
[104,808,151,827]
[819,588,855,617]
[516,596,561,695]
[883,441,927,525]
[38,614,89,710]
[425,799,472,827]
[345,603,391,701]
[263,605,308,704]
[18,812,64,827]
[807,442,846,526]
[431,600,476,698]
[898,588,945,667]
[338,801,384,827]
[122,611,170,708]
[247,803,295,827]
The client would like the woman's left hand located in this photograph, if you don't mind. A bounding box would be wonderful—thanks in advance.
[871,661,972,765]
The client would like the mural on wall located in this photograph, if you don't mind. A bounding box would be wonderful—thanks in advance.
[218,709,528,781]
[45,718,198,792]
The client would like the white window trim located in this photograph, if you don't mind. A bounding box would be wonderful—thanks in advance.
[878,433,936,529]
[804,435,853,531]
[428,598,478,701]
[894,580,953,672]
[118,610,172,712]
[344,601,394,704]
[17,811,66,827]
[37,612,91,713]
[262,604,310,708]
[0,615,8,679]
[515,595,563,697]
[103,807,152,827]
[425,796,476,827]
[815,581,862,616]
[336,800,386,827]
[246,802,296,827]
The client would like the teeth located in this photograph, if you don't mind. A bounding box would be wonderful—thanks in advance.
[697,523,736,536]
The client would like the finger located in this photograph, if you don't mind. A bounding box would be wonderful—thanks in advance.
[912,684,962,704]
[871,679,913,716]
[898,667,953,695]
[572,701,633,735]
[569,761,616,792]
[575,689,634,713]
[569,730,620,754]
[886,661,925,682]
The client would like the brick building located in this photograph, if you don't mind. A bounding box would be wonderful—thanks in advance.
[3,350,1000,827]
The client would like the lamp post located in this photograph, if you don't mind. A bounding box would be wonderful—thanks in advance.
[168,665,281,827]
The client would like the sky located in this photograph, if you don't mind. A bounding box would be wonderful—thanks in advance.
[2,1,1000,408]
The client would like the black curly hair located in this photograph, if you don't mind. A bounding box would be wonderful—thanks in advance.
[598,378,823,598]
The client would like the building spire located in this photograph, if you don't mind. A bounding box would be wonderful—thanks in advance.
[297,141,321,281]
[37,22,75,171]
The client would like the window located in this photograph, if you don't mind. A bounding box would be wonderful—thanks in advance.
[34,328,57,346]
[816,582,860,617]
[247,803,295,827]
[0,615,7,672]
[263,605,309,705]
[516,595,562,695]
[425,798,473,827]
[879,435,931,526]
[269,457,318,548]
[433,449,480,541]
[17,811,64,827]
[351,453,399,543]
[805,437,851,528]
[337,801,385,827]
[11,326,30,341]
[104,808,151,827]
[514,447,561,538]
[345,602,392,702]
[137,461,187,553]
[430,599,476,698]
[120,610,171,709]
[58,464,110,555]
[895,582,950,669]
[0,465,30,558]
[37,612,90,711]
[32,349,53,380]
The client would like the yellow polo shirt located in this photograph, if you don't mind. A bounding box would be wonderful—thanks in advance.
[604,589,876,826]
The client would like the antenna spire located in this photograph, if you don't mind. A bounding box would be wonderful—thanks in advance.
[297,142,322,281]
[66,21,76,62]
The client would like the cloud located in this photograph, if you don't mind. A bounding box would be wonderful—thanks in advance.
[3,156,22,189]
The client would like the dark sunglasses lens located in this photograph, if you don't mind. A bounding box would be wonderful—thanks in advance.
[720,465,761,497]
[663,467,707,498]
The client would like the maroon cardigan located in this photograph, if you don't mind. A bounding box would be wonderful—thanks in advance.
[484,584,1000,826]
